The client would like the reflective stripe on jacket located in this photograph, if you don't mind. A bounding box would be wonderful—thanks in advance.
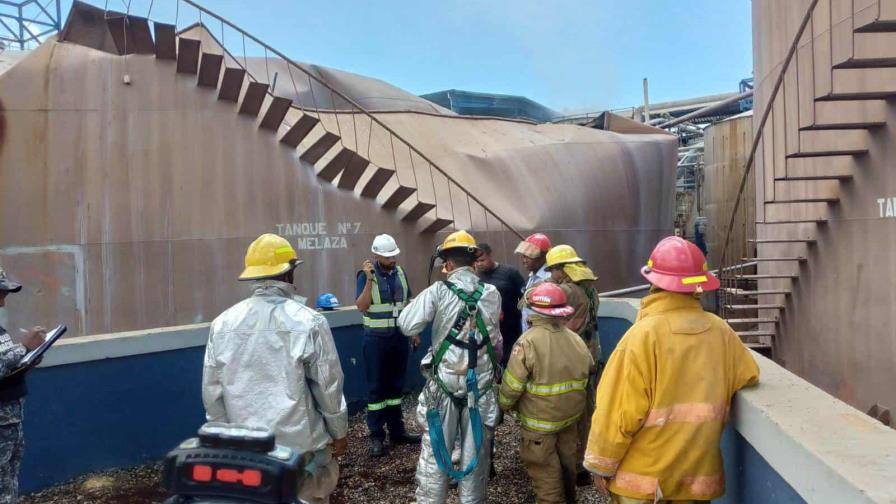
[584,290,759,501]
[499,317,594,433]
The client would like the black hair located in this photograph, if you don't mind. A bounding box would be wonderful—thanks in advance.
[442,249,475,267]
[478,242,492,255]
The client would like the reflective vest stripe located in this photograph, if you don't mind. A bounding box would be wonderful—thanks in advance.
[517,412,582,433]
[362,317,396,329]
[386,398,403,406]
[368,401,388,411]
[365,266,408,331]
[525,378,588,397]
[502,370,527,393]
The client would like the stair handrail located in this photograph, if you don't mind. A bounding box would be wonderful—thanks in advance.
[600,261,758,298]
[717,0,819,269]
[176,0,523,240]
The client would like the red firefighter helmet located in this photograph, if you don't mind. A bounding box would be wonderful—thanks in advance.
[514,233,552,258]
[641,236,719,293]
[526,283,575,317]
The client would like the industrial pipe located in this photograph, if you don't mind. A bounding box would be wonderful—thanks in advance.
[658,90,754,129]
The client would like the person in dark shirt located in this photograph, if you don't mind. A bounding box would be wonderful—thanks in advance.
[475,242,526,366]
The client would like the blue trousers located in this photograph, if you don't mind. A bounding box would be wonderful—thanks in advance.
[363,332,410,439]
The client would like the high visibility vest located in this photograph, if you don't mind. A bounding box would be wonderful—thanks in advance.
[362,265,409,334]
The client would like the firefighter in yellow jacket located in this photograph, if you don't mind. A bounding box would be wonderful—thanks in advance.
[585,236,760,503]
[544,244,601,485]
[499,282,594,504]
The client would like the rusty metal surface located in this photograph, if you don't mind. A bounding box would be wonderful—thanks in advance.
[0,35,674,339]
[703,114,757,268]
[753,0,896,414]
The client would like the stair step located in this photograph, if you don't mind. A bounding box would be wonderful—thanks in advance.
[422,217,454,234]
[360,167,395,198]
[382,185,417,209]
[726,318,779,325]
[280,115,320,147]
[238,81,269,117]
[834,32,896,68]
[176,38,201,74]
[722,289,792,296]
[197,53,223,88]
[757,219,828,225]
[317,148,354,182]
[741,257,807,262]
[765,197,839,204]
[105,13,136,55]
[403,202,437,222]
[153,22,177,59]
[726,304,786,311]
[259,97,292,131]
[734,274,798,280]
[855,0,896,32]
[741,333,776,339]
[337,153,370,190]
[775,173,853,181]
[748,238,816,244]
[300,132,341,165]
[218,67,246,102]
[788,130,869,157]
[123,15,155,54]
[830,67,896,99]
[803,100,888,129]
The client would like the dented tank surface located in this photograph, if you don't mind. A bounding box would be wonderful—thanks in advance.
[0,6,676,338]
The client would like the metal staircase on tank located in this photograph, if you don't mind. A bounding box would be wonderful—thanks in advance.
[58,0,523,240]
[717,0,896,357]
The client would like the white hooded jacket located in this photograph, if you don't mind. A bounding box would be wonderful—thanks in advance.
[202,280,348,454]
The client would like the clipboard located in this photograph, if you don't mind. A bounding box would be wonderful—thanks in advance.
[14,324,67,372]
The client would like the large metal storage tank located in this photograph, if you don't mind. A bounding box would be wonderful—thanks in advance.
[0,4,676,338]
[702,112,755,268]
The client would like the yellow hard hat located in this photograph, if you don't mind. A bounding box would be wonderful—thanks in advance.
[545,244,584,268]
[238,233,303,281]
[437,230,481,257]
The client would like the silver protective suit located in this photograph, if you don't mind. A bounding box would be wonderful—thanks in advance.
[398,267,503,504]
[202,280,348,457]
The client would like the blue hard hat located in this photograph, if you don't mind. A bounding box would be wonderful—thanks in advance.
[316,293,340,310]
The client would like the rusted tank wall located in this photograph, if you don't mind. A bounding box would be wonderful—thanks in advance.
[752,0,896,415]
[703,113,756,268]
[0,39,675,338]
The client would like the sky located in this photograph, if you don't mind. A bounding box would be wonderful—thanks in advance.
[45,0,753,114]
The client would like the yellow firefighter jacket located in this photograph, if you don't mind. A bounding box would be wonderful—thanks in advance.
[584,290,759,501]
[498,317,595,433]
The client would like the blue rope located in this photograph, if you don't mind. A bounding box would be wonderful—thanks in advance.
[427,368,484,481]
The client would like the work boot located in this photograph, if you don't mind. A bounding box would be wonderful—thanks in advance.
[370,438,387,457]
[389,431,421,445]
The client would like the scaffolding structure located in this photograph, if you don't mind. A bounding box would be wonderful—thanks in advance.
[0,0,60,50]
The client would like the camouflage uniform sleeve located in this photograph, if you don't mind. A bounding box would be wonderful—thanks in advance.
[0,331,26,378]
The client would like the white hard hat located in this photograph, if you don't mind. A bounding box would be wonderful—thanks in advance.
[371,234,400,257]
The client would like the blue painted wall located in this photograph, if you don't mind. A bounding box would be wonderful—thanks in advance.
[19,313,807,503]
[717,427,805,504]
[19,323,431,492]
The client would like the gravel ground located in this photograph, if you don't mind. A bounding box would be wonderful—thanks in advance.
[22,398,609,504]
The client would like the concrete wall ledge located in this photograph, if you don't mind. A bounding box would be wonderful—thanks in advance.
[734,353,896,503]
[39,307,362,368]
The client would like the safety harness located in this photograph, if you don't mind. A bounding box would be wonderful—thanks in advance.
[424,280,499,481]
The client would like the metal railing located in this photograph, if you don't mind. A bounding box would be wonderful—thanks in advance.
[104,0,524,243]
[715,0,820,329]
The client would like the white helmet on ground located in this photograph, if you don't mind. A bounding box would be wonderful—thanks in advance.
[371,234,401,257]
